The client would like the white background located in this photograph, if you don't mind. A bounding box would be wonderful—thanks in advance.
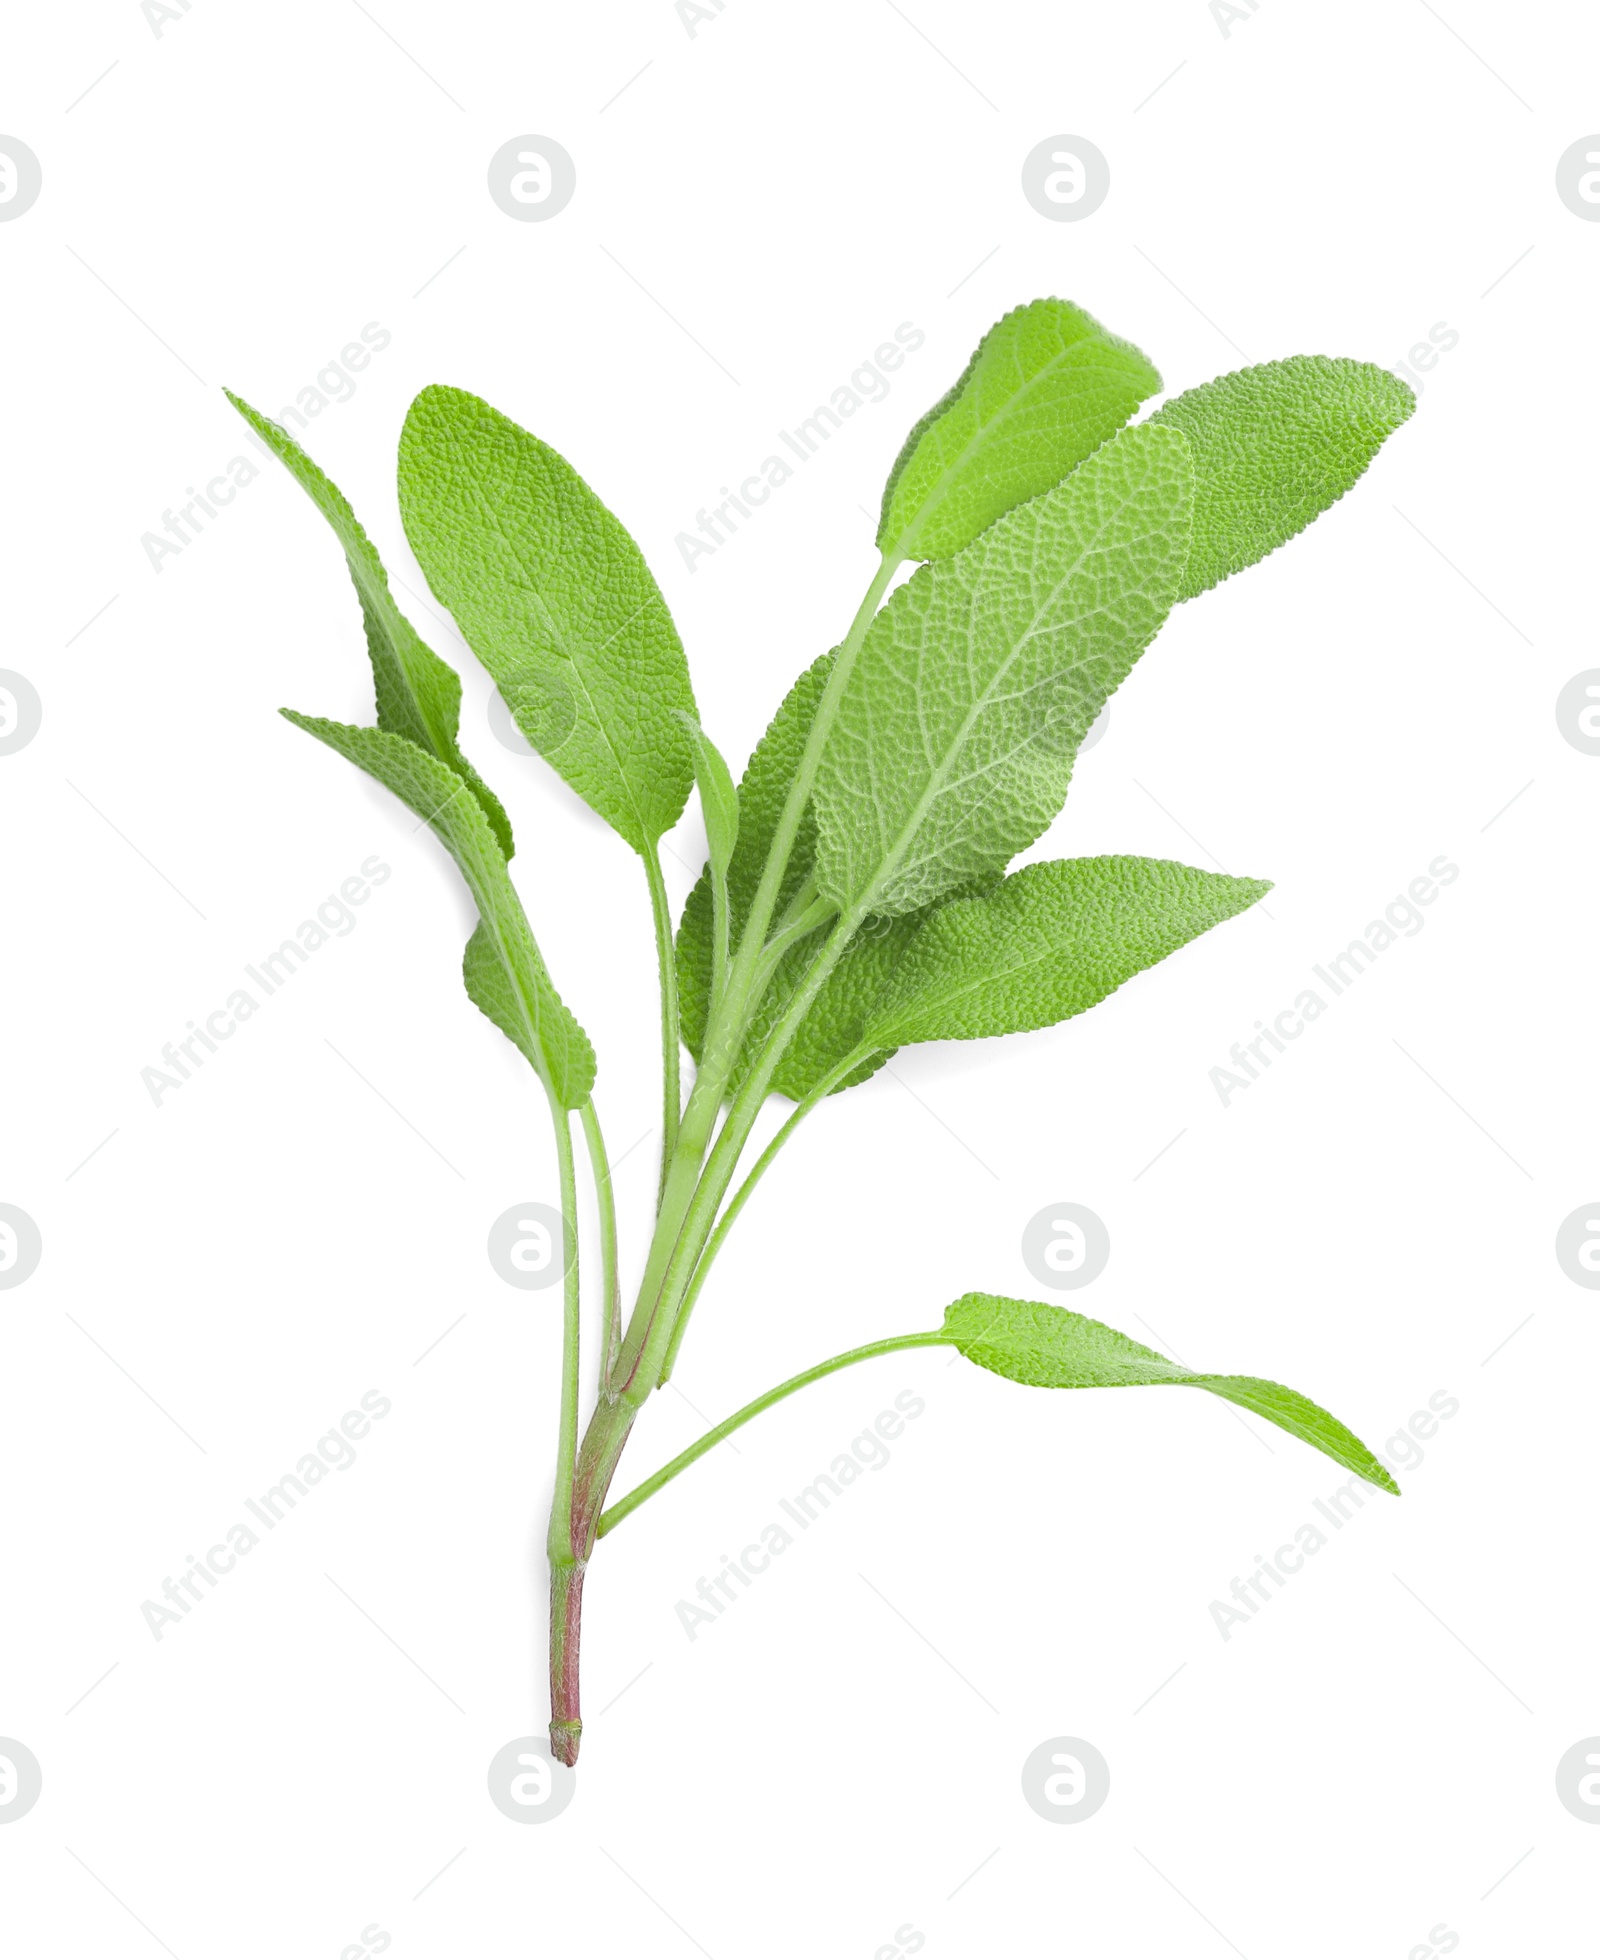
[3,2,1596,1953]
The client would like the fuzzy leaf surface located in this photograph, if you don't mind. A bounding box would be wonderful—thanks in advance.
[815,421,1194,921]
[227,392,512,857]
[283,713,594,1107]
[861,856,1268,1049]
[398,385,695,852]
[1149,356,1415,600]
[878,298,1161,561]
[942,1293,1397,1490]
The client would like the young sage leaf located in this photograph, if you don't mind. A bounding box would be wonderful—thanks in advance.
[674,713,739,888]
[1149,356,1415,600]
[859,856,1269,1049]
[815,420,1194,922]
[942,1293,1397,1490]
[878,298,1161,561]
[227,391,514,858]
[283,713,595,1108]
[397,384,697,853]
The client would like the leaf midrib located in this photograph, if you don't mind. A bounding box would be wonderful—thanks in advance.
[872,919,1088,1034]
[458,472,659,849]
[849,462,1179,915]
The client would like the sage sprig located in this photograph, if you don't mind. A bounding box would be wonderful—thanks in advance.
[229,296,1414,1762]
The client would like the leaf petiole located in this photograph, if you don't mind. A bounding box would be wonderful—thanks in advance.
[631,548,913,1391]
[658,1046,870,1382]
[579,1100,620,1392]
[630,907,868,1395]
[546,1104,583,1560]
[706,552,901,1064]
[598,1330,949,1535]
[643,846,682,1207]
[760,889,835,965]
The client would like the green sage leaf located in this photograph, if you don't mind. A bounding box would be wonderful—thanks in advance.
[675,713,739,888]
[878,298,1161,562]
[1149,356,1415,601]
[226,391,513,858]
[942,1293,1397,1490]
[815,420,1194,922]
[283,713,595,1109]
[397,384,696,853]
[860,856,1268,1049]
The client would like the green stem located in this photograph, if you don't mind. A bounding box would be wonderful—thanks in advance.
[708,859,731,1033]
[631,908,866,1395]
[548,1558,585,1766]
[605,555,899,1402]
[608,1078,722,1398]
[753,891,835,984]
[548,1392,635,1766]
[579,1100,619,1392]
[714,554,899,1033]
[643,846,682,1208]
[546,1103,582,1559]
[659,1048,869,1382]
[547,560,901,1760]
[546,1102,589,1766]
[773,869,818,925]
[599,1331,949,1536]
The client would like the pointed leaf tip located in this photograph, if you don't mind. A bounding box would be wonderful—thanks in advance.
[1151,355,1416,600]
[231,390,514,857]
[940,1292,1398,1492]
